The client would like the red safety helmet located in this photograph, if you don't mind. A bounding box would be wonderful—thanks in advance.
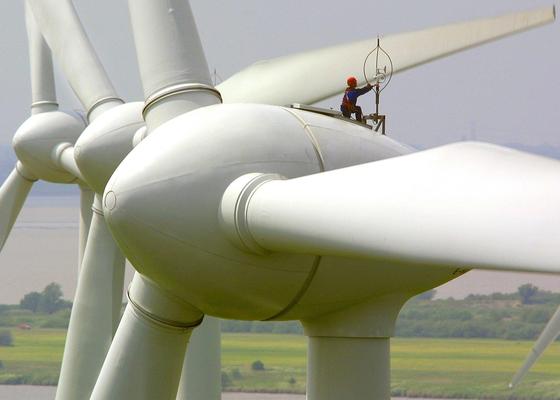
[347,76,357,86]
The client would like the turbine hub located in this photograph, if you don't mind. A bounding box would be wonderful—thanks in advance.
[12,111,85,183]
[104,103,322,320]
[74,102,145,193]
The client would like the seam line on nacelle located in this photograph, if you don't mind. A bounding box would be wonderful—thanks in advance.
[282,108,326,172]
[263,108,326,320]
[263,255,322,321]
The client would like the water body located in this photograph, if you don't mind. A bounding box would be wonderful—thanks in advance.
[0,385,450,400]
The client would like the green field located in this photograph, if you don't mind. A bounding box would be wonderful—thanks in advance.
[0,329,65,385]
[1,329,559,399]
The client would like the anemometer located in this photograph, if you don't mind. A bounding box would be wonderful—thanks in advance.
[363,37,393,135]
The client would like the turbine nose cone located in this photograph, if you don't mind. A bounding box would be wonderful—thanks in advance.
[103,104,321,320]
[75,102,145,193]
[13,111,85,183]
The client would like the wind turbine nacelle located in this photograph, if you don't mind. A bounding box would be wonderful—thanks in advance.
[12,111,85,183]
[74,102,145,194]
[104,103,451,322]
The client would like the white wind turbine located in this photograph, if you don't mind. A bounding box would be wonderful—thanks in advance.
[3,1,556,399]
[0,2,86,256]
[0,2,130,399]
[24,1,221,399]
[40,1,552,400]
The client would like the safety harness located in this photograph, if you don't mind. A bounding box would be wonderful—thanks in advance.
[341,88,357,111]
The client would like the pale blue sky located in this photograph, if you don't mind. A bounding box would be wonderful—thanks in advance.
[0,0,558,149]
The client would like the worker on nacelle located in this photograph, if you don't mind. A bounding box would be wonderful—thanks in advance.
[340,76,373,122]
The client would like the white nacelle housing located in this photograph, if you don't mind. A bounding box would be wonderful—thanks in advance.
[103,103,451,323]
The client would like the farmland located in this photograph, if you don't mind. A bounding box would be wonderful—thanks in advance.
[1,329,559,399]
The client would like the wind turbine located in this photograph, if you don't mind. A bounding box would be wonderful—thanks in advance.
[23,1,221,399]
[0,2,130,399]
[3,0,556,398]
[0,2,86,255]
[52,1,554,399]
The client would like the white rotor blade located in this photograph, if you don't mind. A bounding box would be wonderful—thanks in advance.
[125,2,223,398]
[218,6,555,105]
[127,0,213,99]
[0,166,36,251]
[177,317,221,400]
[21,4,123,399]
[1,3,49,252]
[27,0,122,117]
[509,305,560,388]
[25,0,57,114]
[78,185,94,266]
[91,275,203,400]
[56,195,125,400]
[127,0,221,129]
[222,142,560,273]
[91,303,191,400]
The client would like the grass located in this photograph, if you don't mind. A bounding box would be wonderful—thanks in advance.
[0,308,70,330]
[224,334,560,399]
[1,329,560,398]
[0,329,65,385]
[222,333,306,393]
[391,338,560,399]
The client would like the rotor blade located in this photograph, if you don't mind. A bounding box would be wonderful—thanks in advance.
[509,305,560,388]
[0,165,36,252]
[27,0,122,119]
[91,302,190,400]
[221,142,560,273]
[128,0,213,99]
[177,316,221,400]
[90,275,203,400]
[56,194,125,400]
[218,6,555,105]
[78,185,94,266]
[24,0,57,115]
[127,0,221,128]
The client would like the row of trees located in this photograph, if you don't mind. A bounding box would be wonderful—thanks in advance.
[2,283,559,341]
[19,283,71,314]
[221,285,560,340]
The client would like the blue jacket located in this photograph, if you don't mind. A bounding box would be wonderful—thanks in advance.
[342,85,373,108]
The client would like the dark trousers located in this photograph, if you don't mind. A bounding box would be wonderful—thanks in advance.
[341,105,363,122]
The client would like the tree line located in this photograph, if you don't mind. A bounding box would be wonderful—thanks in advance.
[1,283,559,341]
[222,284,560,340]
